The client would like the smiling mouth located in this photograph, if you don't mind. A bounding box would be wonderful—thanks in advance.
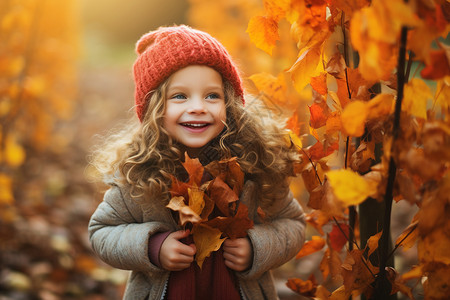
[180,123,210,128]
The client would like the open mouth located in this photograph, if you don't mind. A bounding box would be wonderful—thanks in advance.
[180,123,210,129]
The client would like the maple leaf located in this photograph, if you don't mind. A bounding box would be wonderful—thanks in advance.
[183,152,204,187]
[326,169,377,206]
[341,249,378,298]
[403,78,432,120]
[307,140,339,161]
[305,209,330,236]
[192,223,226,269]
[166,196,202,226]
[205,157,244,196]
[207,175,239,217]
[320,247,343,281]
[247,16,279,55]
[188,188,205,216]
[296,235,326,259]
[328,223,349,252]
[205,203,254,239]
[286,110,302,137]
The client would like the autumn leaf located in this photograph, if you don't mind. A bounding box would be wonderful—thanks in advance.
[341,249,378,297]
[208,176,239,216]
[403,78,432,120]
[420,48,450,80]
[307,140,339,161]
[367,231,382,257]
[309,101,330,129]
[310,72,328,95]
[296,235,326,259]
[188,188,205,216]
[247,16,279,55]
[366,93,394,119]
[0,173,14,205]
[341,100,368,137]
[305,210,329,236]
[286,110,302,136]
[166,196,201,225]
[395,219,418,251]
[328,223,349,252]
[320,247,343,282]
[206,203,254,239]
[286,276,316,297]
[192,223,226,268]
[288,46,323,92]
[183,152,204,187]
[326,169,377,206]
[249,72,287,106]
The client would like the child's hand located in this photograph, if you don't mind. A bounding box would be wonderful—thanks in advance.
[223,237,253,271]
[160,230,196,271]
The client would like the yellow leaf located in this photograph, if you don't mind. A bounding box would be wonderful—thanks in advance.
[188,188,205,216]
[403,78,432,119]
[249,72,287,105]
[341,100,368,137]
[192,223,226,268]
[0,174,14,205]
[288,46,323,92]
[395,219,418,251]
[327,169,377,206]
[284,130,302,149]
[435,76,450,112]
[263,0,290,22]
[418,227,450,265]
[4,136,26,167]
[367,93,394,119]
[247,15,279,55]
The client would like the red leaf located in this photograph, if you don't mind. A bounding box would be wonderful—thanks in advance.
[420,49,450,80]
[328,223,350,251]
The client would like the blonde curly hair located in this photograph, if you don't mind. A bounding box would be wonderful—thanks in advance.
[91,77,299,209]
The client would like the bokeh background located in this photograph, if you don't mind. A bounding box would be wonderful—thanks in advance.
[0,0,419,299]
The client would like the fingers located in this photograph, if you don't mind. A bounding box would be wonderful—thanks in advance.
[223,238,253,272]
[160,230,196,271]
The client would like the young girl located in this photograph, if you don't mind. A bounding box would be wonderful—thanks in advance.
[89,25,305,300]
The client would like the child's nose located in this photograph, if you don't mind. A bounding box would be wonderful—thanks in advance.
[187,97,207,113]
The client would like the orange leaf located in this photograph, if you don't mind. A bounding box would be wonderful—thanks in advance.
[286,110,302,136]
[247,16,279,55]
[208,176,239,216]
[192,223,226,269]
[309,101,330,129]
[395,219,418,251]
[328,223,349,252]
[320,247,343,281]
[305,210,330,236]
[286,277,316,297]
[296,235,326,259]
[342,249,378,297]
[206,203,254,239]
[182,153,204,187]
[311,72,328,95]
[420,48,450,80]
[325,52,347,77]
[307,140,339,161]
[249,72,287,106]
[367,231,382,257]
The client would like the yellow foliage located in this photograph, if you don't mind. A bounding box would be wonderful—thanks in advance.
[192,223,226,269]
[341,100,368,137]
[327,169,377,206]
[403,78,433,120]
[0,173,14,205]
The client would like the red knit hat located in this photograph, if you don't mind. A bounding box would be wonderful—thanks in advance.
[133,25,244,121]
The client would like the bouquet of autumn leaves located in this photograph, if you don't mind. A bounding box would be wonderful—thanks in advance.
[166,154,256,268]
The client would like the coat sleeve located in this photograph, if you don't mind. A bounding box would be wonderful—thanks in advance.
[238,180,306,280]
[88,185,173,273]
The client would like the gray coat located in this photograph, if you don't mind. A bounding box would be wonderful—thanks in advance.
[88,180,305,300]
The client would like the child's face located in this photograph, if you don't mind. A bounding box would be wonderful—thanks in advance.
[163,65,226,155]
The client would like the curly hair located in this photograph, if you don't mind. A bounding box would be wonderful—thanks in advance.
[91,76,299,210]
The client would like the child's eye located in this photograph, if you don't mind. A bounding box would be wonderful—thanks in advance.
[171,94,186,100]
[206,93,221,100]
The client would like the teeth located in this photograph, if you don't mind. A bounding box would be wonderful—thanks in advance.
[182,123,208,127]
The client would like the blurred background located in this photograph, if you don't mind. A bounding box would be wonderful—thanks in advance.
[0,0,311,299]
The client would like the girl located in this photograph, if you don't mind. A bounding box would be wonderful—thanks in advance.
[89,25,305,300]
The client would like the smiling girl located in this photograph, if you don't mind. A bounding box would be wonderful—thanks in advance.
[88,25,305,300]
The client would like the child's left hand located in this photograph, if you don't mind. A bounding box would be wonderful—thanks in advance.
[223,237,253,271]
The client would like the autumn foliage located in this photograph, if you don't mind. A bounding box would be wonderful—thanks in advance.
[243,0,449,299]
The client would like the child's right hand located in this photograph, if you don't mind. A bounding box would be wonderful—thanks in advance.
[159,230,196,271]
